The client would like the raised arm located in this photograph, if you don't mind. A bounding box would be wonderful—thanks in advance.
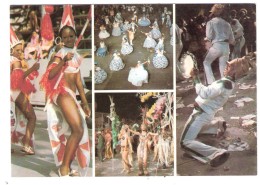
[148,132,158,136]
[48,52,73,80]
[129,129,140,136]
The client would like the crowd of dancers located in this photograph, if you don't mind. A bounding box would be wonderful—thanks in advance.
[94,5,173,87]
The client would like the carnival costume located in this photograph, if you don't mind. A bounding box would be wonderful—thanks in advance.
[121,36,133,55]
[109,52,125,71]
[137,132,149,175]
[104,129,113,159]
[96,41,108,57]
[10,56,37,149]
[98,25,110,39]
[138,15,151,27]
[143,32,157,49]
[150,26,162,40]
[112,22,121,37]
[122,21,131,33]
[155,37,164,51]
[95,67,107,84]
[10,25,38,152]
[152,49,168,69]
[40,47,91,176]
[128,62,148,86]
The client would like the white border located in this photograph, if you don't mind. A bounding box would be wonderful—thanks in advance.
[1,1,259,185]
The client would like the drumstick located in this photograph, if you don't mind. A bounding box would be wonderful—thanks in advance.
[53,9,91,90]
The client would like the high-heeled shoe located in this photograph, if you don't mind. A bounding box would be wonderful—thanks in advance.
[58,168,70,177]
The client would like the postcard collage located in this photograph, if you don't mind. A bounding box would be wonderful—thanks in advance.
[8,2,257,181]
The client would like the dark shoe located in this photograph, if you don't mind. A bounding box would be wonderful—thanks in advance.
[162,163,166,169]
[210,152,230,167]
[217,121,227,138]
[182,152,193,159]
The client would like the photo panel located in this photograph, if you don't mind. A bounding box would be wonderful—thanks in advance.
[94,4,173,90]
[94,92,174,176]
[175,3,257,176]
[10,4,93,177]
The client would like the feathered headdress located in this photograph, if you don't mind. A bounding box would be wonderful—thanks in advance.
[59,5,76,32]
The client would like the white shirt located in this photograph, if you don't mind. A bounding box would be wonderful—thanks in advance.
[195,77,234,114]
[231,19,244,39]
[206,17,235,45]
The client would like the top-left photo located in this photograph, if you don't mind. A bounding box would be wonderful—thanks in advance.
[10,5,93,177]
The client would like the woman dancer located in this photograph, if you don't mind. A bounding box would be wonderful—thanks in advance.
[104,128,113,159]
[40,6,90,176]
[152,48,168,69]
[150,23,162,40]
[121,35,133,55]
[109,51,125,71]
[155,36,165,51]
[138,14,151,27]
[95,66,107,84]
[98,24,110,39]
[129,124,158,176]
[128,60,149,87]
[143,32,157,52]
[96,40,108,57]
[122,20,131,33]
[118,125,133,174]
[10,26,40,155]
[112,21,121,37]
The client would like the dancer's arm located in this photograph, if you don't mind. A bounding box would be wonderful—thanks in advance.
[129,129,140,135]
[76,69,91,117]
[48,53,73,80]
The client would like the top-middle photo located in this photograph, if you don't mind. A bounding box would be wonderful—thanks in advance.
[94,4,173,90]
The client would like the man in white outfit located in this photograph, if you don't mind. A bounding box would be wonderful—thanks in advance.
[180,56,251,167]
[203,4,235,85]
[230,10,245,60]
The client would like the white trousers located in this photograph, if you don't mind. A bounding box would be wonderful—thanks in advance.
[203,42,230,84]
[231,36,245,60]
[180,109,227,164]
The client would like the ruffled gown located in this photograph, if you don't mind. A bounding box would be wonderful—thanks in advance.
[96,42,107,57]
[143,34,157,49]
[109,55,124,71]
[138,16,151,26]
[112,22,121,37]
[121,41,133,55]
[99,28,110,39]
[152,50,168,69]
[128,64,148,86]
[95,68,107,84]
[150,27,162,40]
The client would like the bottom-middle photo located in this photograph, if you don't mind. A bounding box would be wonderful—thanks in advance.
[94,92,174,176]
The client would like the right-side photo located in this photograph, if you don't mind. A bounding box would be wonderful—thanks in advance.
[176,4,257,175]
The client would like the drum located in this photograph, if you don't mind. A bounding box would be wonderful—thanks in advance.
[177,51,198,78]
